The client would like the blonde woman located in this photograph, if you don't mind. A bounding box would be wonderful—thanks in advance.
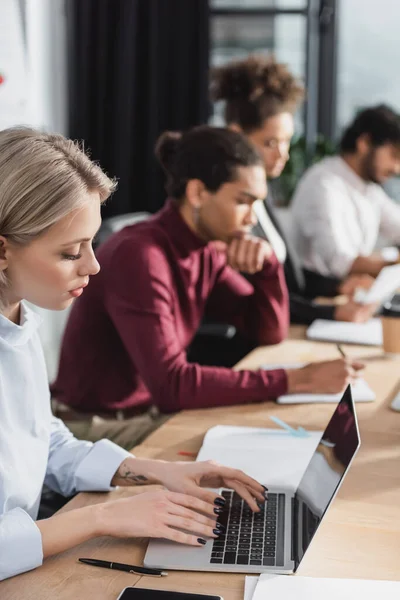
[0,127,266,581]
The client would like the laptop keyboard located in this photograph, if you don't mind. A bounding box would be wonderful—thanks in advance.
[210,490,286,567]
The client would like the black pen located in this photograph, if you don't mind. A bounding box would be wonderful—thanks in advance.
[78,558,167,577]
[337,344,347,359]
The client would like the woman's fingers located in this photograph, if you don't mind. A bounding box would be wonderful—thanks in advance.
[159,526,209,547]
[183,484,225,508]
[225,479,260,512]
[167,501,217,528]
[218,466,265,497]
[196,462,266,505]
[164,514,219,539]
[166,491,216,518]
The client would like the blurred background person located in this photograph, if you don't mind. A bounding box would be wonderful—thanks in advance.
[211,55,377,324]
[292,104,400,281]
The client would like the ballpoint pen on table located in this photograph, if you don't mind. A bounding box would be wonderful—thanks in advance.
[78,558,167,577]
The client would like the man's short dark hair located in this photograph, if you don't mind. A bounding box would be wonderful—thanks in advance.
[155,126,263,199]
[340,104,400,153]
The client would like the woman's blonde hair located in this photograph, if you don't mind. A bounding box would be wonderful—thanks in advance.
[0,126,116,307]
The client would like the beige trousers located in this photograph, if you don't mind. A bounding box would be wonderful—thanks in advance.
[59,407,170,451]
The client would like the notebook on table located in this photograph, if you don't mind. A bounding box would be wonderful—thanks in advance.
[306,318,382,346]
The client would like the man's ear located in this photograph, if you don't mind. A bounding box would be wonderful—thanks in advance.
[185,179,208,209]
[228,122,243,134]
[356,133,371,156]
[0,236,9,271]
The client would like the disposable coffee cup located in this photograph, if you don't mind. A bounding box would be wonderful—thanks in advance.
[381,299,400,355]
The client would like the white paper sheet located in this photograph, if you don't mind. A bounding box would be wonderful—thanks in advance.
[307,318,382,346]
[261,363,376,403]
[244,576,259,600]
[354,263,400,305]
[197,425,322,489]
[252,574,400,600]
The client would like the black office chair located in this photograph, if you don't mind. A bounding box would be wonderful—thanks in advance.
[37,485,73,519]
[95,212,152,247]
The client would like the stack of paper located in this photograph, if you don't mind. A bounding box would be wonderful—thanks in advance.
[245,574,400,600]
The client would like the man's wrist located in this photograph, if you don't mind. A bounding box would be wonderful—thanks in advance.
[285,367,310,394]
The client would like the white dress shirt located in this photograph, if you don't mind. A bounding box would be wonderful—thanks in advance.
[253,199,287,264]
[291,156,400,278]
[0,303,130,581]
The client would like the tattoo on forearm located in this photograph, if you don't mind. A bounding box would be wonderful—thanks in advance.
[118,466,149,485]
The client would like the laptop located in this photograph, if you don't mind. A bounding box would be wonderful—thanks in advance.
[144,386,360,574]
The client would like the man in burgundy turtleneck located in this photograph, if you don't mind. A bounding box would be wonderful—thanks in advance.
[53,198,289,415]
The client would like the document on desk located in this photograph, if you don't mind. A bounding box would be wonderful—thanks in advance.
[354,263,400,305]
[251,574,400,600]
[197,425,322,489]
[261,363,376,403]
[244,576,258,600]
[307,318,383,346]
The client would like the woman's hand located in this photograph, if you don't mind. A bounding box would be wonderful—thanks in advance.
[112,457,266,512]
[98,490,221,546]
[148,459,266,512]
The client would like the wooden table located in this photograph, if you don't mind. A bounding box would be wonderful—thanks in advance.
[2,327,400,599]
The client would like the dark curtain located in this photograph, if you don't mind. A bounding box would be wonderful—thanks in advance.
[67,0,210,218]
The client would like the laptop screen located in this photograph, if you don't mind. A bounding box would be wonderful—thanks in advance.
[293,385,360,569]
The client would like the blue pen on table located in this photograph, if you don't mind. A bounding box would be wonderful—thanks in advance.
[270,415,309,438]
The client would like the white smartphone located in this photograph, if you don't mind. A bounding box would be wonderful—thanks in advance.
[117,588,223,600]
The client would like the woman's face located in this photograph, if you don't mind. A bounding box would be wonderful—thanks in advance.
[2,192,102,312]
[246,112,295,179]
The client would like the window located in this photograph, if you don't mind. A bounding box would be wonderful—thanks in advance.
[210,1,308,133]
[337,0,400,134]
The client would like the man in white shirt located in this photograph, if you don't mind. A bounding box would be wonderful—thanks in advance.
[292,104,400,280]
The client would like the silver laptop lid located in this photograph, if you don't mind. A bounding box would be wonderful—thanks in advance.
[293,385,361,570]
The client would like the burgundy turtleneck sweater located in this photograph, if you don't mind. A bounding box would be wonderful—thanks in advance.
[52,200,289,413]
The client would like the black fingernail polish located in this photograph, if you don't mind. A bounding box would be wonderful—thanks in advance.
[262,485,269,492]
[213,528,221,536]
[214,497,226,507]
[197,538,207,545]
[215,523,225,532]
[214,507,223,515]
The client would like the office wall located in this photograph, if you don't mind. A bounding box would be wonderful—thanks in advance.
[0,0,67,133]
[25,0,68,134]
